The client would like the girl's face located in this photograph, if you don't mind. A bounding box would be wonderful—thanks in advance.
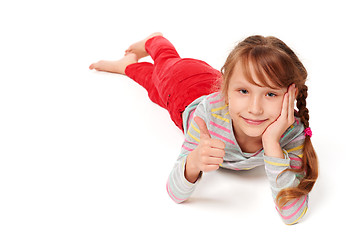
[227,61,287,140]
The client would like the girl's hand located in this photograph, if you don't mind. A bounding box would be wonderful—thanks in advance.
[262,84,297,145]
[185,116,225,183]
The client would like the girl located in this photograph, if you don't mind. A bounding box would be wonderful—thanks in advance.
[90,33,318,225]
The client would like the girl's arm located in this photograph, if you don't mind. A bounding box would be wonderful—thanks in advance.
[166,154,201,204]
[263,134,308,225]
[262,85,308,224]
[166,101,207,203]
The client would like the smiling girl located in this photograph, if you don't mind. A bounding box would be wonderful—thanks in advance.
[90,33,318,225]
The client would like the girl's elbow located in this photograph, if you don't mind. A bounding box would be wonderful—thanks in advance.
[278,195,309,225]
[166,181,189,204]
[283,206,308,225]
[167,192,188,204]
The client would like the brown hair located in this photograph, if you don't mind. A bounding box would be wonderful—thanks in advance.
[221,35,318,208]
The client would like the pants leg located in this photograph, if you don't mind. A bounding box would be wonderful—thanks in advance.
[125,62,166,109]
[124,36,181,110]
[125,36,222,131]
[145,36,182,81]
[144,36,184,107]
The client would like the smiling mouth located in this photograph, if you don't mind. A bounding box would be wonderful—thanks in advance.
[242,117,267,125]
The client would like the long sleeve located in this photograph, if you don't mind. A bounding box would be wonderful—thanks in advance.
[166,155,202,203]
[166,97,208,203]
[264,131,308,225]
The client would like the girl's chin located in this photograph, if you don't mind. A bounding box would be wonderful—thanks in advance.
[242,130,264,138]
[238,125,267,138]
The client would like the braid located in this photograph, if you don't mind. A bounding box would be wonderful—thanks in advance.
[296,85,309,128]
[277,83,318,209]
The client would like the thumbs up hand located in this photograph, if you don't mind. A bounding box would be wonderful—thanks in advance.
[185,116,226,183]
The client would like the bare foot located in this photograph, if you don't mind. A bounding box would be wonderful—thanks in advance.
[124,32,163,60]
[89,53,137,75]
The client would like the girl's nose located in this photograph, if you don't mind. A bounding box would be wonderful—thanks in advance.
[248,96,263,115]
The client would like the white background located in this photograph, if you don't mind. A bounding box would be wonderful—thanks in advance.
[1,0,359,239]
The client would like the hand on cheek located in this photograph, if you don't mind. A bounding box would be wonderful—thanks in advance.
[262,84,297,145]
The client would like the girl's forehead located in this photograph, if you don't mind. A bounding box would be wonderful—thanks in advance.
[231,61,283,90]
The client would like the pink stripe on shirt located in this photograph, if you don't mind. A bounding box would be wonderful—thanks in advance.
[184,139,199,146]
[207,92,219,99]
[209,98,224,105]
[186,109,195,132]
[166,179,186,203]
[209,130,235,145]
[182,144,194,152]
[277,195,307,219]
[209,121,231,133]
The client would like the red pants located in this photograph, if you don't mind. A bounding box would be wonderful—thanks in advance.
[125,36,222,132]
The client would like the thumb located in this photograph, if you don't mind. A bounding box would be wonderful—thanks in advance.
[194,116,211,139]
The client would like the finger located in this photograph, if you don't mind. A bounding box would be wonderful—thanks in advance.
[202,156,223,165]
[207,147,225,159]
[288,84,296,119]
[209,138,226,150]
[203,164,220,172]
[281,92,289,118]
[194,116,211,140]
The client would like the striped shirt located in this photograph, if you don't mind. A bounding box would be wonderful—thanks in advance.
[166,92,308,225]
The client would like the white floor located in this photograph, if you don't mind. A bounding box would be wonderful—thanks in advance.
[1,1,359,239]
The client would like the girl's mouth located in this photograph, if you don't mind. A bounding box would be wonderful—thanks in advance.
[242,117,267,125]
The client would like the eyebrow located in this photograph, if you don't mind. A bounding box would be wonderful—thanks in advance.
[233,80,283,91]
[263,86,283,91]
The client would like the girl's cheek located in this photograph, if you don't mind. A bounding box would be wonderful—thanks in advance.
[228,98,238,112]
[273,101,283,117]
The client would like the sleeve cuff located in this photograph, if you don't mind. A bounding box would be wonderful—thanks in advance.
[167,156,201,203]
[264,150,290,168]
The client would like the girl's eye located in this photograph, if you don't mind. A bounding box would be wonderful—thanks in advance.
[266,92,277,97]
[239,89,248,94]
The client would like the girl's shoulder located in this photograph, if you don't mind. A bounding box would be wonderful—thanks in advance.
[182,92,228,131]
[202,92,224,103]
[201,92,227,112]
[200,92,231,129]
[182,92,221,131]
[186,92,226,115]
[197,92,229,120]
